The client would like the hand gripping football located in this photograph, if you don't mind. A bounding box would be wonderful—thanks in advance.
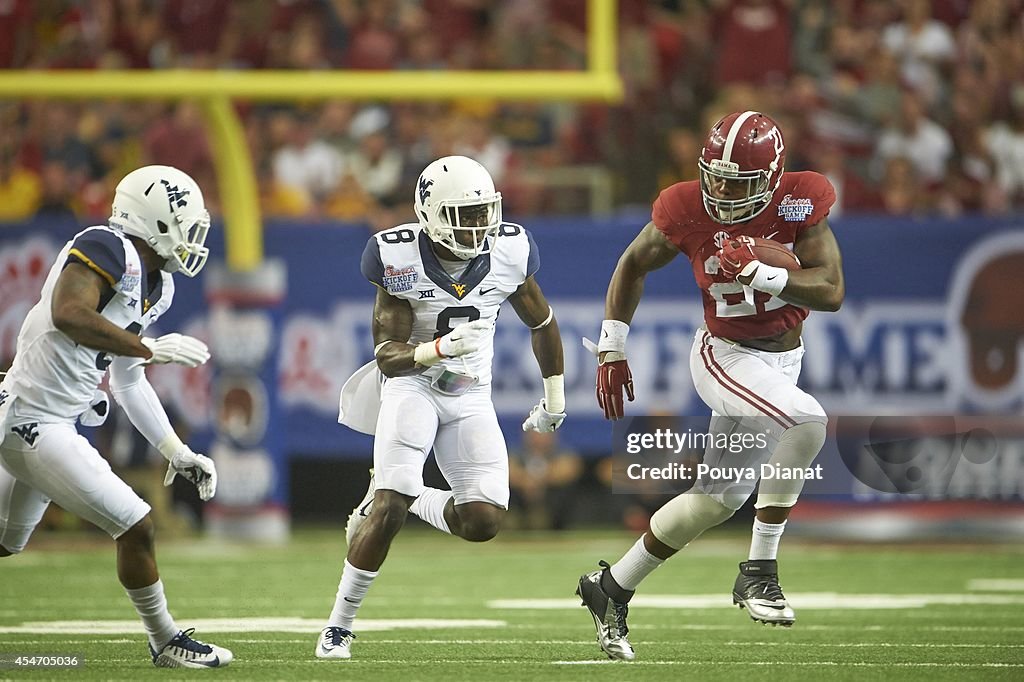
[741,236,801,270]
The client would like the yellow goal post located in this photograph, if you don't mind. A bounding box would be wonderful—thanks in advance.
[0,0,622,271]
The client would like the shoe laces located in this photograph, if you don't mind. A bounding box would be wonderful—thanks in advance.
[596,560,630,637]
[611,601,630,637]
[171,628,213,655]
[324,626,355,646]
[755,574,785,602]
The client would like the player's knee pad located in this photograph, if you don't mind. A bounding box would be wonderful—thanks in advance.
[755,421,827,509]
[649,492,736,551]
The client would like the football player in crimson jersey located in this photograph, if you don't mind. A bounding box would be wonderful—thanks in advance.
[577,111,844,660]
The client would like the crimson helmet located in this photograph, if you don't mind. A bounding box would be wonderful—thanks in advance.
[698,111,786,225]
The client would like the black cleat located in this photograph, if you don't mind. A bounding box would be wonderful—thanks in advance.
[732,559,795,626]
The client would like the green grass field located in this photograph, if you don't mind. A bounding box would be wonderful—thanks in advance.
[2,528,1023,680]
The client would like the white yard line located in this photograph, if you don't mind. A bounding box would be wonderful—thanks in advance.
[967,579,1024,592]
[490,593,1024,610]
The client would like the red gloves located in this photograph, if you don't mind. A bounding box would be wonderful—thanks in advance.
[717,236,758,280]
[596,354,634,420]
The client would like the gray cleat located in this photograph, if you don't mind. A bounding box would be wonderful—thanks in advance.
[576,560,636,661]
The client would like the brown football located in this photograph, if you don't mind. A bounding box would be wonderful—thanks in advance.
[735,237,801,270]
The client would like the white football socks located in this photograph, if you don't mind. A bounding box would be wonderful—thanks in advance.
[327,559,379,630]
[409,488,453,534]
[609,536,665,591]
[749,518,787,561]
[124,579,179,652]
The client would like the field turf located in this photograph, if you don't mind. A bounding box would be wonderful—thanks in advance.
[2,528,1023,680]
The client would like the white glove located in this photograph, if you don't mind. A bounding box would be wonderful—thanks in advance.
[164,447,218,501]
[78,390,110,427]
[141,333,210,368]
[438,320,492,358]
[522,399,567,432]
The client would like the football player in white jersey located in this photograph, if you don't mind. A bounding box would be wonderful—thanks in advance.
[0,166,232,669]
[316,156,565,660]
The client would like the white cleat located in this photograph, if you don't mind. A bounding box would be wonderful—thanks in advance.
[345,469,375,545]
[316,626,356,659]
[150,628,233,668]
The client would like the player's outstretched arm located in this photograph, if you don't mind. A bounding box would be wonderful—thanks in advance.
[739,218,845,312]
[509,276,566,431]
[51,263,152,360]
[109,357,217,500]
[604,221,681,331]
[592,222,679,420]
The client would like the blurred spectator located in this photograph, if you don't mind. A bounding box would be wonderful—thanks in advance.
[453,112,511,185]
[142,102,215,193]
[508,430,583,530]
[324,171,378,222]
[987,86,1024,207]
[656,126,701,190]
[34,160,78,220]
[345,107,403,206]
[882,0,957,106]
[0,0,33,69]
[162,0,229,66]
[875,90,953,186]
[3,1,1024,220]
[0,148,42,222]
[879,156,925,215]
[713,0,792,87]
[258,159,313,218]
[818,143,883,218]
[270,109,345,203]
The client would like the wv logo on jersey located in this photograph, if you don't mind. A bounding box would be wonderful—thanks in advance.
[160,179,191,210]
[12,422,39,447]
[451,283,467,298]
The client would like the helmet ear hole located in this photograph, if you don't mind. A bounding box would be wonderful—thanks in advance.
[157,220,170,234]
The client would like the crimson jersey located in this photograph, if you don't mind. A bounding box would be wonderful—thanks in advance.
[653,171,836,341]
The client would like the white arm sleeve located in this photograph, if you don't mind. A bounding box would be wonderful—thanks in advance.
[108,356,182,459]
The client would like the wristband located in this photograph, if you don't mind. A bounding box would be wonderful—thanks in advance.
[413,339,444,367]
[157,433,186,461]
[748,263,789,297]
[542,374,565,413]
[597,319,629,353]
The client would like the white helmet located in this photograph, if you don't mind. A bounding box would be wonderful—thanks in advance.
[109,165,210,277]
[414,156,502,260]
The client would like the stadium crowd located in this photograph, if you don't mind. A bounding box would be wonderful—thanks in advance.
[1,0,1023,229]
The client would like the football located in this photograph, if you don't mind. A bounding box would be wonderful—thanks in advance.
[736,237,801,270]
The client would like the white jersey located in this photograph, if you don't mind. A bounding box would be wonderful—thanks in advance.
[2,225,174,422]
[360,222,539,385]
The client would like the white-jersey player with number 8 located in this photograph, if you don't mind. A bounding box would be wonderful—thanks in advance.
[317,155,565,660]
[578,111,845,660]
